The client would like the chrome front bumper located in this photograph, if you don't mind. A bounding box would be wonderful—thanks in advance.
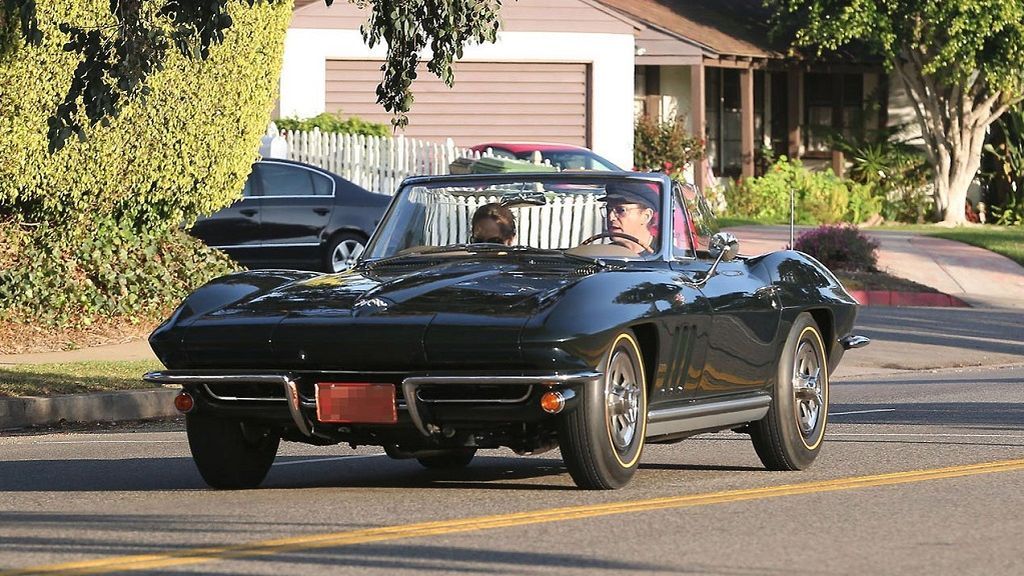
[144,370,601,438]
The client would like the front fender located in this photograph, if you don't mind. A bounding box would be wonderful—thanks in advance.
[149,270,321,367]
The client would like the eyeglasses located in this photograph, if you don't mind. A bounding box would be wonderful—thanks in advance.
[602,204,644,218]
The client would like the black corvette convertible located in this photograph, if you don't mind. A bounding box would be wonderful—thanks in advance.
[146,172,868,490]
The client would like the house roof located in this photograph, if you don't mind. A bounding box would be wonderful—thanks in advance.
[596,0,786,59]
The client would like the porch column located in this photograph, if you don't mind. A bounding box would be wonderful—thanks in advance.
[740,67,755,179]
[787,69,801,158]
[689,63,707,190]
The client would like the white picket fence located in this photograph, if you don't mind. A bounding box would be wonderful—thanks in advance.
[418,189,604,249]
[277,126,551,195]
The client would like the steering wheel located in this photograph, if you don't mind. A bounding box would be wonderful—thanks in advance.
[580,232,643,246]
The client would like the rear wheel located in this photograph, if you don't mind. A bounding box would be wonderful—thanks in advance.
[416,448,477,469]
[751,313,829,470]
[325,232,366,273]
[558,330,647,489]
[186,413,280,489]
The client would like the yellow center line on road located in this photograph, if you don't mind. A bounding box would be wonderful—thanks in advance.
[5,458,1024,575]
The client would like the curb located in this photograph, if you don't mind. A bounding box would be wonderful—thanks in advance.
[848,290,970,308]
[0,388,179,431]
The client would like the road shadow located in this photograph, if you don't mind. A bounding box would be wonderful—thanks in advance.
[830,402,1024,430]
[853,307,1024,358]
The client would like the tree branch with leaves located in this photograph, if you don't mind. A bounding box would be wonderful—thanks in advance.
[0,0,503,152]
[766,0,1024,224]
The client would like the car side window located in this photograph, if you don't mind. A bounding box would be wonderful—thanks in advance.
[258,163,315,197]
[310,172,333,196]
[676,182,720,254]
[242,173,258,198]
[671,192,695,259]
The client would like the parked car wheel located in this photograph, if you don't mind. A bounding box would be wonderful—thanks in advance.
[186,413,280,489]
[325,232,366,273]
[558,331,647,489]
[416,448,477,469]
[750,313,829,470]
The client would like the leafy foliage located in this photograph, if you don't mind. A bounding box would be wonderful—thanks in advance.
[0,0,289,229]
[830,126,933,223]
[766,0,1024,224]
[794,224,879,272]
[0,0,282,324]
[0,218,238,325]
[633,115,705,180]
[0,0,503,151]
[724,156,879,224]
[983,104,1024,226]
[275,111,391,137]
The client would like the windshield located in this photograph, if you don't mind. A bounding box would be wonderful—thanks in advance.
[365,175,666,260]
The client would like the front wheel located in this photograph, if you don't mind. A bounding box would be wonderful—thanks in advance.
[750,313,829,470]
[186,413,280,489]
[558,330,647,489]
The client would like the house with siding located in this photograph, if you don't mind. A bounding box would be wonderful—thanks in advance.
[283,0,640,169]
[280,0,895,188]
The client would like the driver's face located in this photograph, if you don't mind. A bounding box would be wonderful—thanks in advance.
[606,202,652,238]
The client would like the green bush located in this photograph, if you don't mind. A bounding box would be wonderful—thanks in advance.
[633,115,705,180]
[724,156,881,224]
[794,225,879,272]
[0,218,238,325]
[831,127,932,223]
[275,112,392,137]
[0,0,289,324]
[0,0,291,230]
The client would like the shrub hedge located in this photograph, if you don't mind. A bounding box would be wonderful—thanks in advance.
[724,156,881,224]
[275,112,392,137]
[794,225,879,272]
[0,0,291,230]
[0,0,289,324]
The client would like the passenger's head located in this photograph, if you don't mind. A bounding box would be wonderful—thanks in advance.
[471,203,517,246]
[603,181,659,246]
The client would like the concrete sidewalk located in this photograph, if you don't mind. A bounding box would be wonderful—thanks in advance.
[725,225,1024,310]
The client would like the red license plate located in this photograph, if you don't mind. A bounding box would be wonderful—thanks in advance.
[315,383,397,424]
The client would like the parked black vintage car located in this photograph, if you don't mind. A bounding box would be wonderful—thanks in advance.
[147,172,868,490]
[189,159,389,272]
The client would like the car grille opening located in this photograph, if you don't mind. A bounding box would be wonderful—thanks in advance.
[415,384,533,403]
[203,383,286,402]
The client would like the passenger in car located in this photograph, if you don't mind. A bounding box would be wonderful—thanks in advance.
[470,203,517,246]
[602,181,660,256]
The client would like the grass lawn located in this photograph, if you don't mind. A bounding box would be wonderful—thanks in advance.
[0,360,164,397]
[923,227,1024,267]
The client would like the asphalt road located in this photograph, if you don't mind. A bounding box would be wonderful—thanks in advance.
[1,360,1022,576]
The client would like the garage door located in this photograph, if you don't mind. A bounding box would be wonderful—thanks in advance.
[325,60,589,147]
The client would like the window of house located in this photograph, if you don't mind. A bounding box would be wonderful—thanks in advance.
[804,73,864,152]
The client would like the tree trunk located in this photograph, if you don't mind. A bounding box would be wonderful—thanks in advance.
[892,54,1014,225]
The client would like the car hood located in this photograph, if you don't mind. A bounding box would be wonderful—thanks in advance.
[185,257,596,370]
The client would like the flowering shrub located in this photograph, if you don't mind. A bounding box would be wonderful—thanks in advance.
[633,115,705,181]
[794,225,879,272]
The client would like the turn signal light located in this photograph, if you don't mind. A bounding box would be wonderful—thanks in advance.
[540,391,566,414]
[174,391,195,413]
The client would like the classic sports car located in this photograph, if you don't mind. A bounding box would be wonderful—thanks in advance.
[145,172,869,490]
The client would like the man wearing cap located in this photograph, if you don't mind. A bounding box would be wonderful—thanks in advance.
[602,180,660,256]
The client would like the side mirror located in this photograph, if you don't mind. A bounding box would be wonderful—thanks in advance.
[692,232,740,287]
[709,232,739,262]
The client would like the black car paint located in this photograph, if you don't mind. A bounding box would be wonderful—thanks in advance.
[188,159,388,272]
[151,171,860,455]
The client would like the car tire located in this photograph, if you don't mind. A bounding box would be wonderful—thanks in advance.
[416,448,477,469]
[750,313,829,470]
[186,413,280,489]
[324,232,366,273]
[558,330,647,490]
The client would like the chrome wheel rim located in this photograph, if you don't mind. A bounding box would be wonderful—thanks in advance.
[331,239,364,272]
[606,348,641,450]
[792,338,824,436]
